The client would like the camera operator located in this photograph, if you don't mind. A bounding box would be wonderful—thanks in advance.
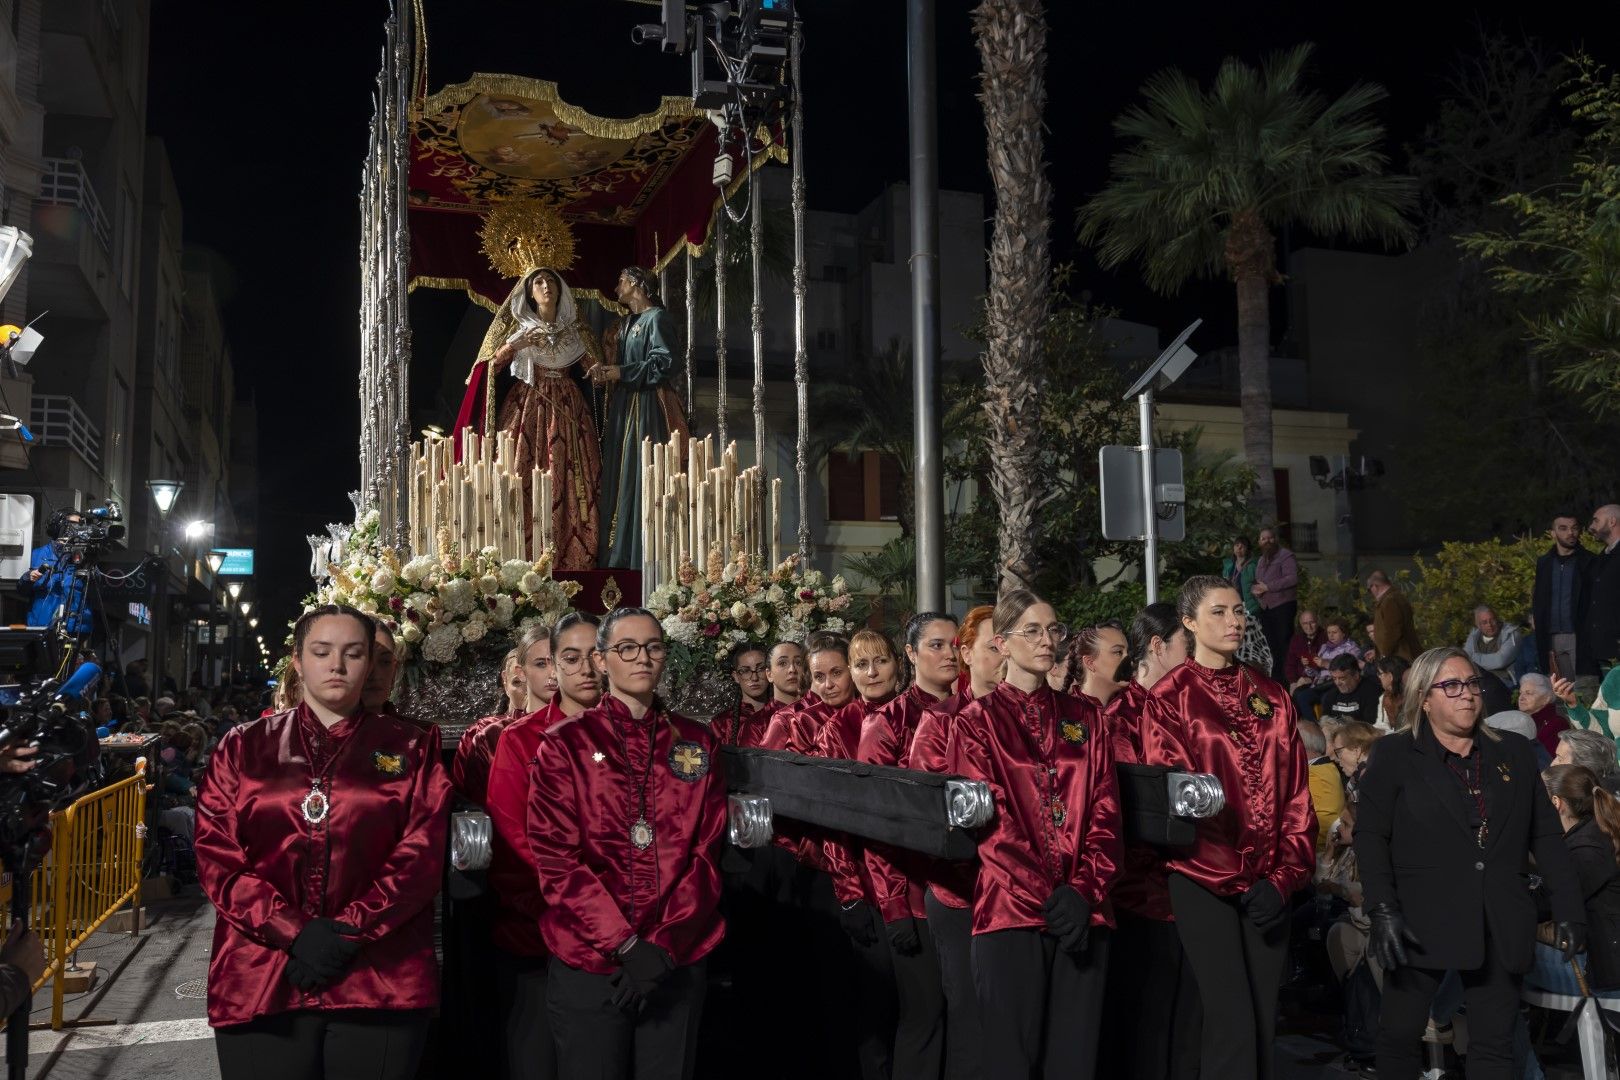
[16,509,94,636]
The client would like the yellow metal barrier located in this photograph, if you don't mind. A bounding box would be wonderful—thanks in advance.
[0,757,147,1031]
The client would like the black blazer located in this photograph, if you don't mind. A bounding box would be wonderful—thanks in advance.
[1563,817,1620,989]
[1355,725,1584,974]
[1578,547,1620,675]
[1533,545,1592,654]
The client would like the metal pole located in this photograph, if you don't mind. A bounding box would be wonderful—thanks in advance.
[750,172,768,559]
[790,21,812,563]
[1139,389,1158,604]
[685,250,696,428]
[714,210,729,450]
[908,0,944,611]
[151,552,170,696]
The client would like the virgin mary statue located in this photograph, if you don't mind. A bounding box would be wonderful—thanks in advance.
[453,267,602,570]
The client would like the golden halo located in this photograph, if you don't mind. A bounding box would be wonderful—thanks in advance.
[479,199,577,279]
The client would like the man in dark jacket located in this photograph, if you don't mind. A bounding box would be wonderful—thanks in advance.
[1577,504,1620,677]
[1534,511,1592,679]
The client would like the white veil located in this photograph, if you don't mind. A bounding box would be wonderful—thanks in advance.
[505,267,586,382]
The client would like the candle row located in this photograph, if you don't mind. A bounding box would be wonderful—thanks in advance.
[407,431,553,562]
[639,433,783,591]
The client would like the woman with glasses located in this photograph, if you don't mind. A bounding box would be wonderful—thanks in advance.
[1139,576,1315,1080]
[1354,646,1585,1078]
[1060,620,1130,707]
[1099,602,1198,1080]
[713,642,777,748]
[853,613,960,1080]
[949,588,1121,1080]
[527,607,726,1080]
[910,604,998,1080]
[198,604,452,1080]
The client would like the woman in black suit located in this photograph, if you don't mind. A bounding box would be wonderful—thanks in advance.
[1354,646,1587,1078]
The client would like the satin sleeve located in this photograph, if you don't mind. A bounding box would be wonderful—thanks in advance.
[452,719,502,804]
[528,734,636,957]
[817,709,870,906]
[1075,720,1123,906]
[336,726,454,943]
[1139,691,1195,773]
[652,729,729,956]
[946,707,999,825]
[194,730,306,950]
[759,712,793,751]
[1270,714,1317,897]
[859,712,912,921]
[484,730,546,924]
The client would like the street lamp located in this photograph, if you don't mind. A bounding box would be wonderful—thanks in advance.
[146,482,188,702]
[147,479,184,518]
[239,600,253,617]
[226,581,244,600]
[185,520,211,541]
[206,550,225,574]
[248,617,259,628]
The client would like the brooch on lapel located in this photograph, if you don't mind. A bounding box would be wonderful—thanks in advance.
[372,750,405,777]
[1498,763,1512,783]
[1060,719,1088,746]
[592,751,606,764]
[1247,693,1274,719]
[669,741,710,781]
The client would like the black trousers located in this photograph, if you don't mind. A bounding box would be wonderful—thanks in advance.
[546,959,707,1080]
[1260,601,1297,681]
[971,926,1111,1080]
[1376,946,1521,1079]
[1168,873,1289,1080]
[889,915,946,1080]
[1099,910,1203,1080]
[850,896,900,1080]
[925,888,983,1080]
[495,948,559,1080]
[215,1008,431,1080]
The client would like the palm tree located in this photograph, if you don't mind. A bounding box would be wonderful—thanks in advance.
[1078,44,1415,523]
[974,0,1052,594]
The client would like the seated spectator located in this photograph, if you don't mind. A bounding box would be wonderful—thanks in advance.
[1464,604,1522,687]
[1287,610,1329,715]
[1300,719,1345,862]
[1517,673,1570,758]
[1321,655,1381,724]
[1318,616,1364,670]
[1372,655,1409,732]
[1484,709,1551,769]
[153,695,177,720]
[1553,728,1620,787]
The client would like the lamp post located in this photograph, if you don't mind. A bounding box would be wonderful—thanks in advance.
[145,480,184,696]
[204,551,225,685]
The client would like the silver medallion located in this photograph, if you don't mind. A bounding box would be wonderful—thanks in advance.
[301,783,330,826]
[630,817,654,851]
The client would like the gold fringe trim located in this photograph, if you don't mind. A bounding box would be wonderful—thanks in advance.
[417,72,702,139]
[408,275,628,316]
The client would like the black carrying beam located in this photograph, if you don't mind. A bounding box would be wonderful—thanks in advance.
[722,747,977,860]
[1117,762,1197,848]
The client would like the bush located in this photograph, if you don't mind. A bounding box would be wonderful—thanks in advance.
[1408,535,1546,648]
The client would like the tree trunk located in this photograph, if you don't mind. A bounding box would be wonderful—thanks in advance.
[1227,210,1278,525]
[973,0,1051,596]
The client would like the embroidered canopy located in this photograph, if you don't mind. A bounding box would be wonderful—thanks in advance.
[408,73,779,312]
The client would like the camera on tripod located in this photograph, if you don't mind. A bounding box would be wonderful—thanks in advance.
[54,502,125,556]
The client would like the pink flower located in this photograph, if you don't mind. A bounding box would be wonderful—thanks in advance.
[405,608,421,623]
[799,589,816,601]
[389,596,404,613]
[703,623,722,638]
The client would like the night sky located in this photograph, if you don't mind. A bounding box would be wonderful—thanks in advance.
[146,0,1610,637]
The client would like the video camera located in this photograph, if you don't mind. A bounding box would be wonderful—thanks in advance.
[53,502,125,557]
[0,659,101,856]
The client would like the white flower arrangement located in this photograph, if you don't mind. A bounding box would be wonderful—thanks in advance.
[305,509,579,671]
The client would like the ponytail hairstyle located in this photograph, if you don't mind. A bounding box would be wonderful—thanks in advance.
[806,630,850,662]
[1175,575,1239,627]
[956,604,996,693]
[991,588,1044,638]
[1061,619,1127,694]
[1546,764,1620,859]
[1128,602,1185,675]
[292,603,377,657]
[849,629,900,688]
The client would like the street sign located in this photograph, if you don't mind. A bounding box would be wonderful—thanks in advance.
[215,548,254,575]
[1100,446,1186,542]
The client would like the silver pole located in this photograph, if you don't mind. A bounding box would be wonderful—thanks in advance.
[1138,389,1158,604]
[790,22,811,563]
[684,250,696,428]
[908,0,944,611]
[714,209,728,450]
[750,172,767,559]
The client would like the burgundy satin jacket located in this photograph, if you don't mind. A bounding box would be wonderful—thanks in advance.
[1104,680,1173,921]
[483,701,563,957]
[195,705,452,1027]
[859,685,947,921]
[452,712,516,805]
[760,691,821,751]
[527,696,727,974]
[1140,660,1315,899]
[947,682,1122,935]
[910,689,979,910]
[818,695,893,906]
[711,699,780,748]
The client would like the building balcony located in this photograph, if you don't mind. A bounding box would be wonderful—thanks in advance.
[29,393,103,474]
[29,158,113,319]
[40,0,123,120]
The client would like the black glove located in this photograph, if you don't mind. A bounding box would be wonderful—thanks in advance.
[1240,880,1288,932]
[607,970,644,1013]
[1557,921,1588,962]
[1368,903,1422,972]
[1042,885,1091,953]
[283,955,325,992]
[840,901,878,946]
[619,939,674,994]
[886,916,921,956]
[288,919,361,982]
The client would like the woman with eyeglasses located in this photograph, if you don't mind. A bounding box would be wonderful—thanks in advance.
[910,605,998,1080]
[526,606,727,1080]
[1060,620,1130,707]
[197,604,452,1080]
[1098,602,1198,1080]
[948,588,1121,1080]
[1139,575,1315,1080]
[850,613,960,1080]
[1354,646,1586,1078]
[713,642,777,748]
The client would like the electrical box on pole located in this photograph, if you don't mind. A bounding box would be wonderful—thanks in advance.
[1100,447,1187,542]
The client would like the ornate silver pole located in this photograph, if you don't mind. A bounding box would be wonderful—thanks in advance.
[908,0,945,609]
[750,173,767,559]
[790,23,811,562]
[685,250,696,428]
[714,204,729,450]
[388,0,414,551]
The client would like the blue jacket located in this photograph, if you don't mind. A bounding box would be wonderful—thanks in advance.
[20,542,94,634]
